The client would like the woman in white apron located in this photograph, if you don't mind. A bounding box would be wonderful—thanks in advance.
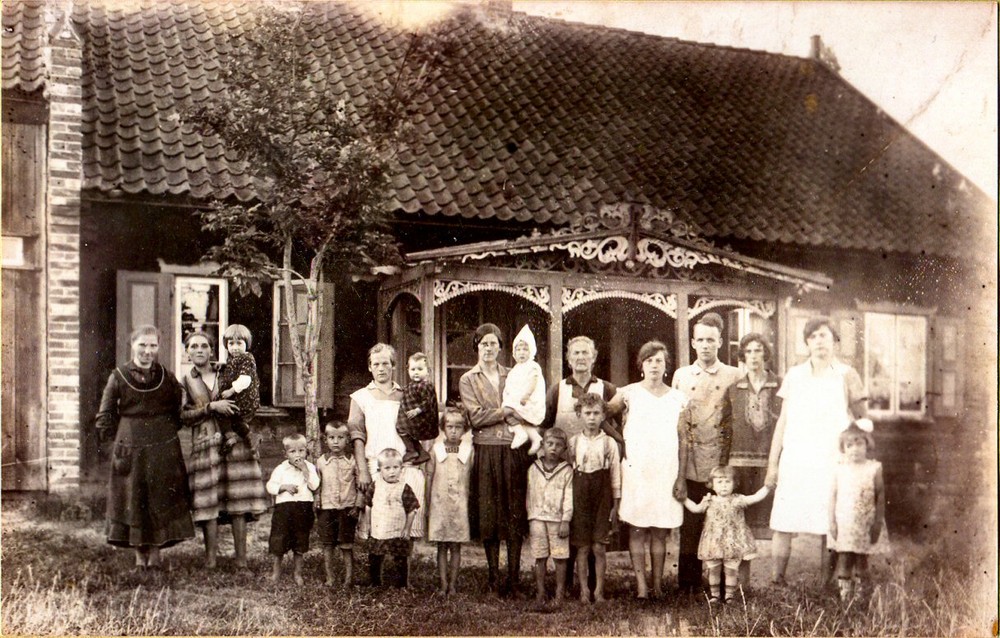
[765,318,867,586]
[348,344,426,546]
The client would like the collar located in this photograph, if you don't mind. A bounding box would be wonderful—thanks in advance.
[808,358,845,374]
[189,362,222,379]
[365,380,402,392]
[735,370,779,389]
[433,431,473,463]
[319,452,350,463]
[532,458,570,478]
[694,359,722,375]
[564,375,601,389]
[578,429,607,442]
[468,362,508,376]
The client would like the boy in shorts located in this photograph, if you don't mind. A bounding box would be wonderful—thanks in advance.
[526,427,574,608]
[316,422,365,587]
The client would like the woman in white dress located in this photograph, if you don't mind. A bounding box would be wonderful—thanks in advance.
[765,318,867,585]
[607,341,688,599]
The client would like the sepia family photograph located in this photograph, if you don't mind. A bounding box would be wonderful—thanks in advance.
[1,0,996,635]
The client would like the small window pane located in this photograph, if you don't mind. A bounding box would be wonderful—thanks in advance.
[2,236,24,266]
[865,313,894,412]
[176,277,227,378]
[896,316,926,414]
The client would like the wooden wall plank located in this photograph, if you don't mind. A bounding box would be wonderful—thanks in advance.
[2,270,19,487]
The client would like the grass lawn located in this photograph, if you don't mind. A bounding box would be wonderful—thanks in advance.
[2,501,995,637]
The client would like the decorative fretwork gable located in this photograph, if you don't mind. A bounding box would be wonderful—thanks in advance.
[407,203,832,293]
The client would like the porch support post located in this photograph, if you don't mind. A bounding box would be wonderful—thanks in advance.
[609,325,628,387]
[376,289,388,343]
[675,291,690,369]
[776,294,791,376]
[419,276,439,402]
[547,279,563,386]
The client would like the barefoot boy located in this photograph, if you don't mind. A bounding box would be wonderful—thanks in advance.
[266,433,319,584]
[526,428,574,607]
[316,422,365,587]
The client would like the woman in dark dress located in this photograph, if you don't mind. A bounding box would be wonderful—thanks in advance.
[459,323,530,596]
[95,325,194,567]
[720,333,781,584]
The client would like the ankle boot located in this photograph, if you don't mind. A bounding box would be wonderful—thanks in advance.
[392,557,409,588]
[505,538,523,596]
[484,542,500,591]
[369,555,384,586]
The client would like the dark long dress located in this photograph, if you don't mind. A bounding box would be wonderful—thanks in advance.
[96,362,194,549]
[720,371,781,536]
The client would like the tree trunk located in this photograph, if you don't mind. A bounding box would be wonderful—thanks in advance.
[302,358,320,460]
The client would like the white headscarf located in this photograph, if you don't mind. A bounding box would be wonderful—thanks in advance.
[512,324,537,360]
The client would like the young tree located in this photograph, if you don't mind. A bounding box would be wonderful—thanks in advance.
[186,3,454,454]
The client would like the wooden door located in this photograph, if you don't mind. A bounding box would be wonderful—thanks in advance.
[1,120,47,490]
[116,271,174,371]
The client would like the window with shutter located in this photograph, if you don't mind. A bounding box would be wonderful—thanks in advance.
[931,316,963,418]
[272,281,335,408]
[863,312,928,419]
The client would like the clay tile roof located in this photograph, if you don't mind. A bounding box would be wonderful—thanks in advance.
[2,0,47,92]
[54,0,994,258]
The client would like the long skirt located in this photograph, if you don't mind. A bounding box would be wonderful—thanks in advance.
[188,423,268,525]
[106,414,195,548]
[469,443,530,542]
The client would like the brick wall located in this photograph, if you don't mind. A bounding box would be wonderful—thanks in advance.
[45,23,83,490]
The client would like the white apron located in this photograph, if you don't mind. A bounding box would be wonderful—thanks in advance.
[553,378,605,439]
[351,387,425,539]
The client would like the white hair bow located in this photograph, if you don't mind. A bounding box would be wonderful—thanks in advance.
[854,418,874,433]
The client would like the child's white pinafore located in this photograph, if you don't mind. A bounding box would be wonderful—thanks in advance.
[350,387,425,538]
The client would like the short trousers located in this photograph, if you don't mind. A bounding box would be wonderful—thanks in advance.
[529,520,569,560]
[317,508,358,548]
[268,501,315,556]
[704,558,742,570]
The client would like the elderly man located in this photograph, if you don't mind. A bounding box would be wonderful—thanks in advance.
[542,336,623,445]
[542,335,623,597]
[671,313,742,593]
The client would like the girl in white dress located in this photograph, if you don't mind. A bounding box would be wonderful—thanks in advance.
[607,340,687,599]
[829,419,889,601]
[426,407,475,595]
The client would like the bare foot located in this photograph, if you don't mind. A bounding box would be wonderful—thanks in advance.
[636,580,648,599]
[325,578,335,587]
[294,574,304,586]
[579,593,590,604]
[594,594,607,604]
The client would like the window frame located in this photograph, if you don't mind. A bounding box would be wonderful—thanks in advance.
[863,310,929,420]
[173,276,229,378]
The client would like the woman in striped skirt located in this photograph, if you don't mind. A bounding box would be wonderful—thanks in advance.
[180,331,269,568]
